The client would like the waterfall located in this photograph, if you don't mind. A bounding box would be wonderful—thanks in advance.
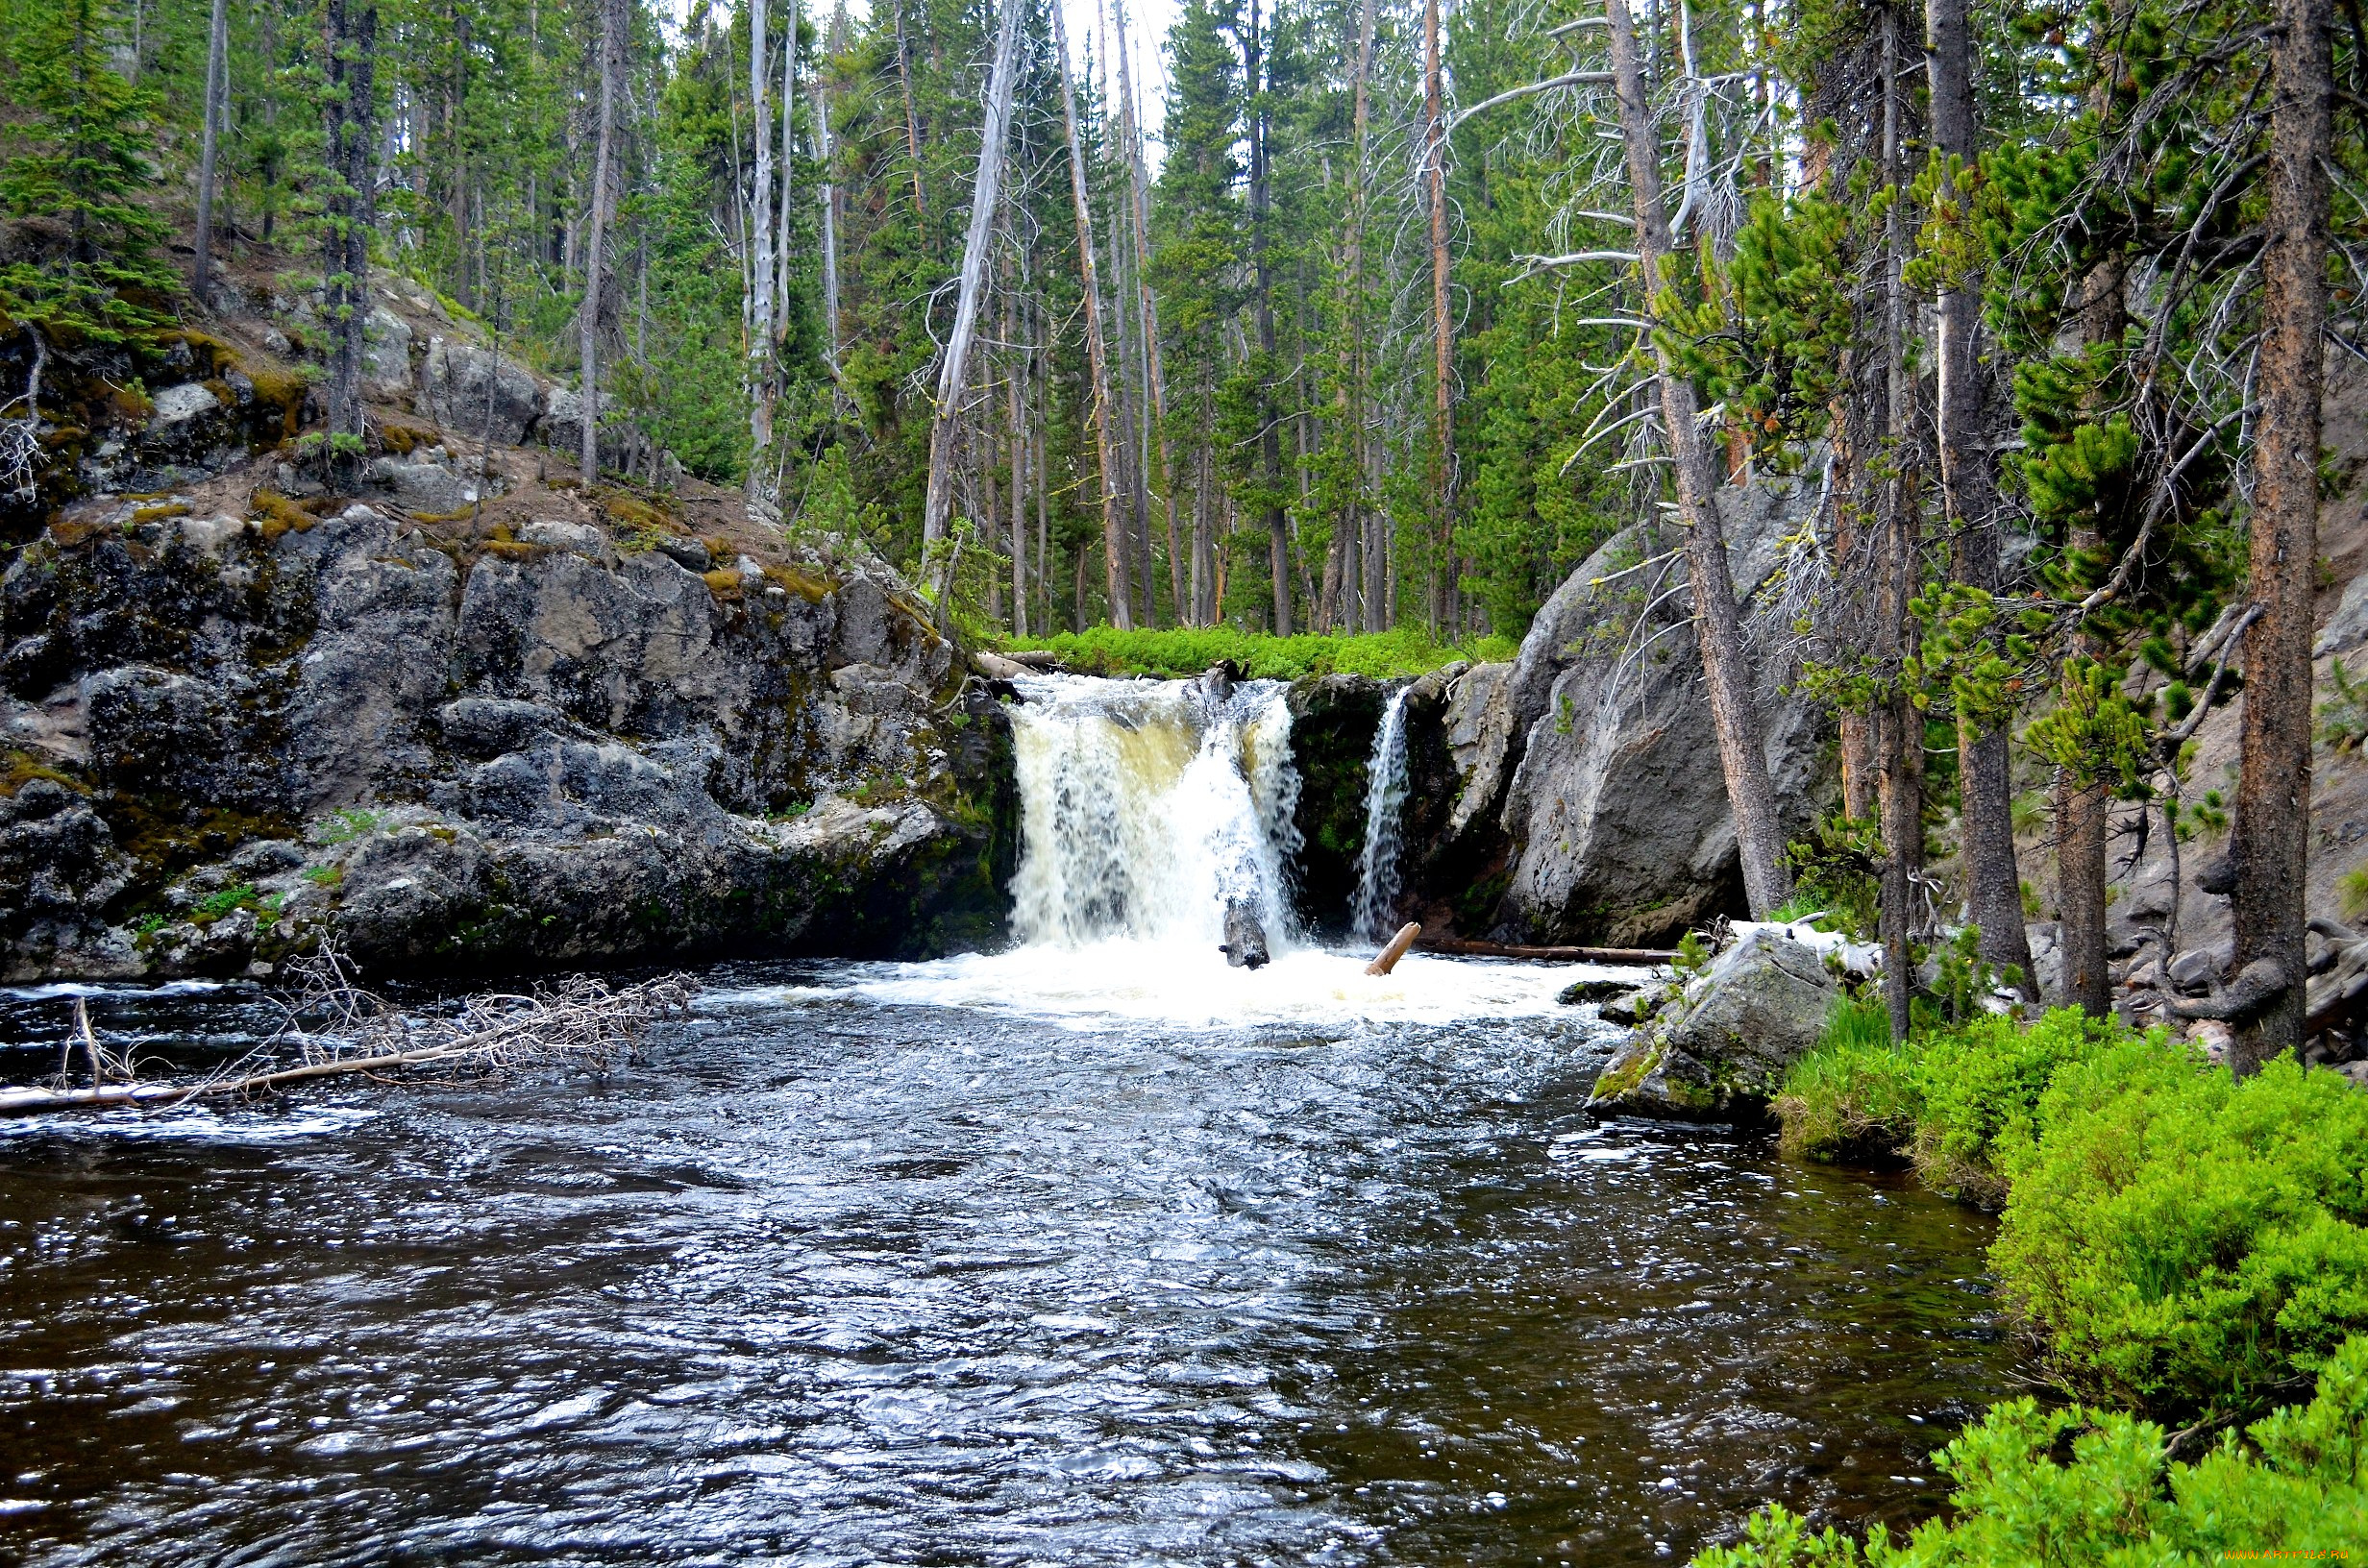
[1349,687,1412,943]
[1006,674,1300,949]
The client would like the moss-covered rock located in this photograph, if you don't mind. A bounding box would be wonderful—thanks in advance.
[0,500,1017,982]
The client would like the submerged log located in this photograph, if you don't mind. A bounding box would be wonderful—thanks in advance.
[1221,899,1270,968]
[1366,920,1421,976]
[1415,936,1677,965]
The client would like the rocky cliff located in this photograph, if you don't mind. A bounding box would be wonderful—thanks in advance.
[0,284,1016,984]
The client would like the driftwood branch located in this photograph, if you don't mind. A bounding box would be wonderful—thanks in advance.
[1367,920,1423,975]
[1416,935,1678,964]
[3,951,695,1117]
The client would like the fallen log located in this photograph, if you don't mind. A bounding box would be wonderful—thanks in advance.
[1366,920,1422,976]
[1414,936,1677,965]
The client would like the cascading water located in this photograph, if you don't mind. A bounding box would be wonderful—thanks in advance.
[1007,674,1301,950]
[1349,686,1412,943]
[789,672,1633,1027]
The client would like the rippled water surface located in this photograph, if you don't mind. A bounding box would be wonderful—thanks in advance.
[0,955,2012,1566]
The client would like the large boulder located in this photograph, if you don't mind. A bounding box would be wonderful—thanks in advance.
[1589,924,1841,1118]
[419,336,543,446]
[1412,468,1834,946]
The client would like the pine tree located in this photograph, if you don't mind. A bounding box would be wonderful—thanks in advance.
[0,0,175,342]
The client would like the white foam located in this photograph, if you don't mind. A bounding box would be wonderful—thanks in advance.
[716,944,1649,1031]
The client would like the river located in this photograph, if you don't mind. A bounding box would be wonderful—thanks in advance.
[0,949,2008,1566]
[0,674,2012,1563]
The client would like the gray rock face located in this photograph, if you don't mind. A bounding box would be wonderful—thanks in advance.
[364,450,482,514]
[1407,469,1834,946]
[0,505,1015,982]
[419,336,543,447]
[363,306,414,398]
[1589,926,1839,1118]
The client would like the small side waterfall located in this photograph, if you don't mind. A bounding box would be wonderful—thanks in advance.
[1007,674,1300,949]
[1349,687,1412,943]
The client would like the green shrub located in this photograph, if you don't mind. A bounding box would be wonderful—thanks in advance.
[1690,1333,2368,1566]
[312,807,387,845]
[188,883,257,922]
[1772,996,1923,1163]
[1993,1045,2368,1418]
[1910,1008,2138,1206]
[993,625,1510,681]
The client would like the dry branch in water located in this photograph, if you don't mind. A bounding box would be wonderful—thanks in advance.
[0,947,696,1116]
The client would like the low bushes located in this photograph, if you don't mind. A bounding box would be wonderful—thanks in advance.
[1729,1003,2368,1563]
[1994,1044,2368,1418]
[1772,1000,2134,1204]
[1692,1334,2368,1565]
[1776,1004,2368,1415]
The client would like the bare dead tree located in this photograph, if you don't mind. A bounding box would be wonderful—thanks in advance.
[922,0,1025,561]
[1602,0,1791,917]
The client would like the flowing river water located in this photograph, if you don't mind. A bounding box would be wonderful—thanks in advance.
[0,676,2014,1565]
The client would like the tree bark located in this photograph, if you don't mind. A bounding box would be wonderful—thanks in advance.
[2055,250,2128,1017]
[1927,0,2035,998]
[746,0,777,495]
[1877,9,1922,1041]
[321,0,376,491]
[891,0,927,222]
[192,0,230,306]
[1343,0,1379,634]
[1010,278,1029,636]
[811,73,842,383]
[1052,0,1134,627]
[777,0,797,334]
[580,0,620,486]
[1603,0,1791,918]
[1244,0,1292,636]
[922,0,1024,552]
[2231,0,2334,1067]
[1423,0,1453,633]
[1111,0,1184,624]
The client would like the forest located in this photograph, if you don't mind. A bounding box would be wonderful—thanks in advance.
[2,0,2368,1552]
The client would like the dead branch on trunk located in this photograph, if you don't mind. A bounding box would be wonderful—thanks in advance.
[2,949,696,1117]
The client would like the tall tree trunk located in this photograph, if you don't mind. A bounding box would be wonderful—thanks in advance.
[1423,0,1454,633]
[1604,0,1791,918]
[1343,0,1379,634]
[777,0,797,330]
[922,0,1024,553]
[1011,280,1029,637]
[192,0,229,306]
[811,72,842,382]
[2055,253,2126,1017]
[2231,0,2334,1066]
[581,0,620,486]
[1243,0,1291,636]
[747,0,777,495]
[321,0,376,492]
[1111,0,1184,624]
[1052,0,1134,627]
[1927,0,2035,997]
[1877,8,1922,1041]
[891,0,927,222]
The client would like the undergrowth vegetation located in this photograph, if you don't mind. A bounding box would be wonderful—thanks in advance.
[1712,1001,2368,1563]
[991,625,1516,681]
[1693,1335,2368,1564]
